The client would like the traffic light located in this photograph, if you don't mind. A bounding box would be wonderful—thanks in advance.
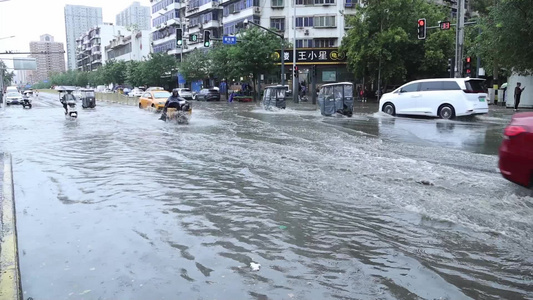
[293,66,298,77]
[176,28,183,47]
[439,21,451,30]
[465,56,472,75]
[203,30,211,47]
[417,18,426,40]
[446,58,454,78]
[189,33,198,43]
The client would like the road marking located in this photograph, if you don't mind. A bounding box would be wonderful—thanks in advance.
[0,153,22,299]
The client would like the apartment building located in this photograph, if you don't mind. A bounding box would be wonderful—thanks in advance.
[76,24,131,71]
[116,1,152,31]
[105,30,151,62]
[29,35,66,83]
[64,5,103,70]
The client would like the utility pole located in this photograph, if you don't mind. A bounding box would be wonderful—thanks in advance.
[454,0,465,78]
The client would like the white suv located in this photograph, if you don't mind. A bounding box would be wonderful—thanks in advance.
[379,78,488,119]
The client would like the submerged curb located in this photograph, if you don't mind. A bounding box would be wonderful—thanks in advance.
[0,153,22,300]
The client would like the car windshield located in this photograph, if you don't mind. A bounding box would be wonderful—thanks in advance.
[180,89,191,93]
[154,92,170,98]
[7,92,19,97]
[83,91,95,97]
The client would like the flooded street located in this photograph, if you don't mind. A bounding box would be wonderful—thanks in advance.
[1,94,532,300]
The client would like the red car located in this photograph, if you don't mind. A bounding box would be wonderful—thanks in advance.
[499,112,533,188]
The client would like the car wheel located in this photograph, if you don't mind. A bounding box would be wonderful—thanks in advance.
[382,102,395,116]
[438,104,455,120]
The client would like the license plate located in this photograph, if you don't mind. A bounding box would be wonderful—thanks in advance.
[479,97,485,102]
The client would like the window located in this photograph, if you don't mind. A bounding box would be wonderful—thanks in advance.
[442,81,461,90]
[420,81,443,91]
[295,0,314,5]
[344,0,356,6]
[313,16,335,27]
[315,0,334,4]
[295,16,313,27]
[272,0,284,6]
[400,83,419,93]
[296,39,312,48]
[270,18,285,31]
[314,38,335,47]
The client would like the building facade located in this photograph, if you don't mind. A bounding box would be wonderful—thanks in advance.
[116,1,152,31]
[149,0,357,83]
[150,0,186,56]
[76,24,131,71]
[29,35,66,83]
[105,30,151,62]
[64,5,103,70]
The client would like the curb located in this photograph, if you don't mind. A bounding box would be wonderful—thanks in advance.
[0,153,22,300]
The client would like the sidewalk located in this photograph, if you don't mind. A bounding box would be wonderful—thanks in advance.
[0,153,22,300]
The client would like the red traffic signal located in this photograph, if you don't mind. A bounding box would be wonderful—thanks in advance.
[466,57,471,63]
[417,18,426,40]
[439,21,451,30]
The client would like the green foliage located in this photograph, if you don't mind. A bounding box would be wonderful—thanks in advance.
[0,61,14,88]
[31,53,179,89]
[233,26,281,81]
[477,0,533,76]
[179,49,211,81]
[341,0,448,84]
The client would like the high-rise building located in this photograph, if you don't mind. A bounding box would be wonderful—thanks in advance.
[116,1,151,31]
[29,35,66,83]
[64,4,103,70]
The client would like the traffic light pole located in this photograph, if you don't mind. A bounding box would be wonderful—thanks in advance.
[454,0,465,78]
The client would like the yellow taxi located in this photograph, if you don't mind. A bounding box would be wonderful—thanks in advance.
[138,89,171,111]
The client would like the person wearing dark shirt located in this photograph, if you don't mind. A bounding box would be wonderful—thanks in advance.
[514,82,526,111]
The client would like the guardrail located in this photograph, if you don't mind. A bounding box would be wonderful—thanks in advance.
[96,93,138,106]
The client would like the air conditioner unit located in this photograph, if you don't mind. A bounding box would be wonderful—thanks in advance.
[304,29,309,35]
[254,7,261,14]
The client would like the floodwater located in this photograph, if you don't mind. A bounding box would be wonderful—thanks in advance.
[0,94,531,300]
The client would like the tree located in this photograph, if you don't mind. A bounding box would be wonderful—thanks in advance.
[477,0,533,76]
[179,48,211,82]
[233,26,281,98]
[1,61,15,88]
[103,60,128,85]
[341,0,447,86]
[140,53,179,86]
[126,60,145,87]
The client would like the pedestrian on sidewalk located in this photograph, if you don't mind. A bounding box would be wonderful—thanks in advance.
[514,82,525,111]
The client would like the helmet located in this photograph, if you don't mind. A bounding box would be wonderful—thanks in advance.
[172,88,179,97]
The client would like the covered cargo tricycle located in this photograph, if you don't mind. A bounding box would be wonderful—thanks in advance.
[317,82,354,117]
[80,89,96,109]
[262,85,288,110]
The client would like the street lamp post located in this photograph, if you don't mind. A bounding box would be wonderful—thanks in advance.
[243,19,285,87]
[292,0,298,103]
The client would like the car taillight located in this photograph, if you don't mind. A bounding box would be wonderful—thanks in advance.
[504,126,527,138]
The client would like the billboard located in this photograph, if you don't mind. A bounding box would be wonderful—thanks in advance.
[13,58,37,70]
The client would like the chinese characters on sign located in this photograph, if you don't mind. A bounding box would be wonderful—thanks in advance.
[222,36,237,45]
[275,48,347,65]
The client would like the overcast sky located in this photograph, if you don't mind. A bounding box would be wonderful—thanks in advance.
[0,0,150,54]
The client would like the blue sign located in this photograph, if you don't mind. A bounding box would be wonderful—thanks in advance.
[178,73,186,85]
[44,80,48,83]
[223,36,237,45]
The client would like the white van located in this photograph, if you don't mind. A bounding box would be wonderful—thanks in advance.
[379,78,489,119]
[6,86,18,93]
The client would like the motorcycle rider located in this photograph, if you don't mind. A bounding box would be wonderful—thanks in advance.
[60,93,76,114]
[159,88,184,121]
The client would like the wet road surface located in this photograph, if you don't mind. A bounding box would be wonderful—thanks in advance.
[0,94,532,300]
